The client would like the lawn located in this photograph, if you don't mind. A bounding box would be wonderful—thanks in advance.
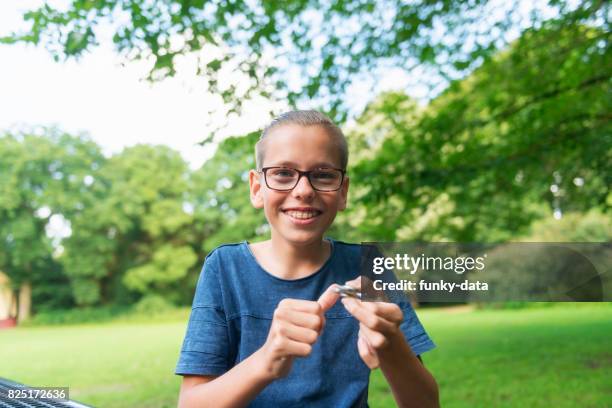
[1,304,610,407]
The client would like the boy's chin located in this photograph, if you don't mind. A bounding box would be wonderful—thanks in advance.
[274,230,327,246]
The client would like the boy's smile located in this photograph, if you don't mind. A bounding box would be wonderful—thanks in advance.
[281,206,323,224]
[249,124,349,246]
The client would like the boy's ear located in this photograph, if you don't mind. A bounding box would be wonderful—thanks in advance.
[249,169,264,209]
[338,176,349,211]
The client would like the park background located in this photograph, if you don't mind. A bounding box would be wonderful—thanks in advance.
[0,0,610,407]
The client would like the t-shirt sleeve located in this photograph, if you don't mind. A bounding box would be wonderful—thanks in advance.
[398,300,436,356]
[175,250,231,376]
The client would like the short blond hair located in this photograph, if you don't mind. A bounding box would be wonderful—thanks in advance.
[255,110,348,170]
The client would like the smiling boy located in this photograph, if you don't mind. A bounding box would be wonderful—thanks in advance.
[176,111,439,407]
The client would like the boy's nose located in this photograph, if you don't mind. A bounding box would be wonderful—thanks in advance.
[291,173,315,199]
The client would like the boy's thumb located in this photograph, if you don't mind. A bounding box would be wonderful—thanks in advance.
[318,284,341,312]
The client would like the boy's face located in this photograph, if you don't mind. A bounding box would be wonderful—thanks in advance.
[249,124,349,246]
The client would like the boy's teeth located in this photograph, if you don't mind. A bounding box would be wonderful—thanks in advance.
[286,210,318,219]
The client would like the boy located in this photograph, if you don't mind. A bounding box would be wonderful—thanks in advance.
[175,111,439,407]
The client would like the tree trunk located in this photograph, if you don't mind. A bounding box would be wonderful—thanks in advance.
[10,289,18,319]
[17,282,31,323]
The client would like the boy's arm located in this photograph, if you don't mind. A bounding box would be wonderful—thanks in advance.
[178,350,275,408]
[341,292,439,408]
[377,330,440,408]
[178,286,341,408]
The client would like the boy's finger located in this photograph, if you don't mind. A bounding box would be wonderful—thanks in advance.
[341,297,397,333]
[344,277,361,290]
[318,284,341,312]
[362,302,404,324]
[282,324,319,345]
[282,338,313,357]
[278,298,323,314]
[344,277,389,301]
[287,310,325,331]
[359,323,389,350]
[358,331,379,369]
[356,276,389,302]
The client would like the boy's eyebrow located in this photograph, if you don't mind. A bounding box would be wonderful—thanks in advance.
[270,161,341,169]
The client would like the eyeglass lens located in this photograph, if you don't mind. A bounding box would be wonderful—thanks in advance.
[265,168,342,191]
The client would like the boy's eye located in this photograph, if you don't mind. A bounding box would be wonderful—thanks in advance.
[271,169,296,178]
[311,170,339,180]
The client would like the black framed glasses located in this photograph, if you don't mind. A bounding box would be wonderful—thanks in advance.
[259,167,346,192]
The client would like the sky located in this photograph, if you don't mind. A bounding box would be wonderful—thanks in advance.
[0,1,289,169]
[0,0,438,171]
[0,1,556,170]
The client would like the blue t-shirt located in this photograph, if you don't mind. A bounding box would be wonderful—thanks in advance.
[175,239,435,407]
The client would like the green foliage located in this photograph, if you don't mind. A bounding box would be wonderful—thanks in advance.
[22,298,178,326]
[23,305,131,326]
[60,144,199,306]
[0,130,105,311]
[527,210,612,242]
[0,127,268,313]
[471,211,611,309]
[3,1,606,122]
[29,260,74,312]
[476,302,558,310]
[132,294,175,315]
[190,132,267,251]
[123,245,197,293]
[347,23,611,242]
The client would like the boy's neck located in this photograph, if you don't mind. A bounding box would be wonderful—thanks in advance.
[256,236,331,280]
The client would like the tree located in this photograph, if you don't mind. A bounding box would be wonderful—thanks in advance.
[2,1,606,122]
[60,144,198,306]
[0,130,105,318]
[347,22,611,242]
[473,212,612,303]
[1,130,266,311]
[190,132,267,252]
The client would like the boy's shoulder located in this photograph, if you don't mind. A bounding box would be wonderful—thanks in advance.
[330,239,383,267]
[200,242,250,281]
[330,238,361,252]
[331,238,375,253]
[205,241,245,260]
[331,239,385,266]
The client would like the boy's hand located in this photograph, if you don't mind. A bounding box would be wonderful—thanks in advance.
[259,285,340,380]
[340,277,404,369]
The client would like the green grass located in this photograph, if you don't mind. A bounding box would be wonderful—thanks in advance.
[1,304,610,407]
[372,304,612,408]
